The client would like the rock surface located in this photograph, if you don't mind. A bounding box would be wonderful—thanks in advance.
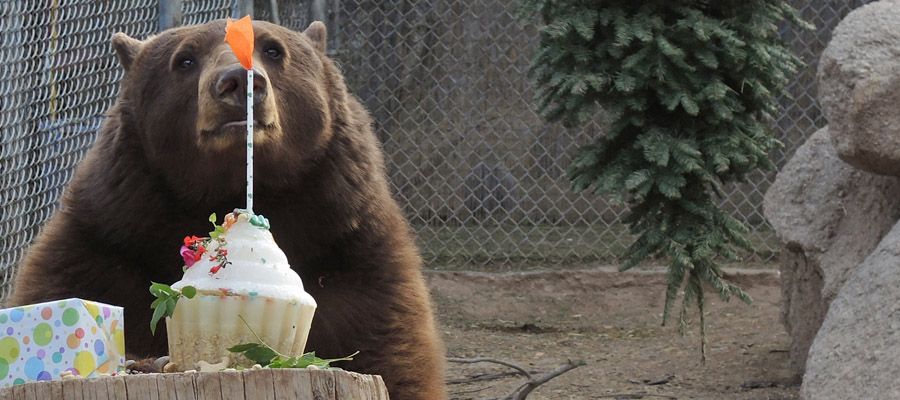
[763,126,900,375]
[802,219,900,399]
[817,0,900,176]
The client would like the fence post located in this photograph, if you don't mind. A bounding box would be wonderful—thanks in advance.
[232,0,254,18]
[310,0,327,22]
[159,0,183,31]
[268,0,281,25]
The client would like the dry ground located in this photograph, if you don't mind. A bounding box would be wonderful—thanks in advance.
[428,267,798,400]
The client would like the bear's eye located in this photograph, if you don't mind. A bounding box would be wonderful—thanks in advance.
[178,57,196,70]
[264,47,282,60]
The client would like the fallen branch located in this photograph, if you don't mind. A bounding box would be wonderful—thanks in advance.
[448,357,532,379]
[595,394,677,399]
[450,385,497,396]
[448,357,586,399]
[627,374,675,386]
[447,370,534,385]
[505,359,586,400]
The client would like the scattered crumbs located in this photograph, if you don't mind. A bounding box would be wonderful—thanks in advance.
[261,257,266,264]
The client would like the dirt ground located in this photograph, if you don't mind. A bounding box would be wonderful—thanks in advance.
[428,267,798,400]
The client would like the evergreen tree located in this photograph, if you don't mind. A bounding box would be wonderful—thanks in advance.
[521,0,809,360]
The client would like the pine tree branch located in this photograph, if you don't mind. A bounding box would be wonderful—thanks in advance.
[521,0,809,362]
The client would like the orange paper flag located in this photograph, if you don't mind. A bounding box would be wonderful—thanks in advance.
[225,16,254,70]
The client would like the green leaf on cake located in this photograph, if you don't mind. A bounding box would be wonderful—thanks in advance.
[148,282,196,335]
[181,286,197,299]
[275,351,358,369]
[227,343,259,353]
[150,302,167,335]
[209,213,226,238]
[228,315,357,369]
[228,342,357,369]
[150,282,177,297]
[244,345,278,365]
[227,342,277,364]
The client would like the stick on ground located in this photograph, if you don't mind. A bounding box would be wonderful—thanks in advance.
[448,357,585,400]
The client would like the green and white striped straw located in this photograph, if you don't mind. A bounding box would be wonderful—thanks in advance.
[246,68,254,213]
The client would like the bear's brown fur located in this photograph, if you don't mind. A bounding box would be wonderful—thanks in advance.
[7,20,446,400]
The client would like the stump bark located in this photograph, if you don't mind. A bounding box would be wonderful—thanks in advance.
[0,369,389,399]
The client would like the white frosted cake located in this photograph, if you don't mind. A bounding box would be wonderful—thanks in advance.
[167,210,316,369]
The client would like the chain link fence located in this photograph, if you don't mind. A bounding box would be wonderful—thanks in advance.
[0,1,876,300]
[270,0,877,269]
[0,0,160,301]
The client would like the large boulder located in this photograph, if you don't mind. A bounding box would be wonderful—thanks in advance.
[802,219,900,399]
[763,126,900,375]
[817,0,900,176]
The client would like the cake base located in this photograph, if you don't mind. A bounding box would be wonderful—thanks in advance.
[166,293,316,370]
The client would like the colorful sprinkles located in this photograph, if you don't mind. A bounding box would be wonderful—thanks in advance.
[177,210,270,276]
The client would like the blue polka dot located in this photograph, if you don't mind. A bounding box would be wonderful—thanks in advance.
[24,357,44,380]
[9,309,24,322]
[36,371,51,381]
[52,353,62,363]
[93,340,104,356]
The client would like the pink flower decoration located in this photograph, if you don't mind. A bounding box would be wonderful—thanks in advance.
[181,245,198,268]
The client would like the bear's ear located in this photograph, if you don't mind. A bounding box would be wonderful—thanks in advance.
[112,33,143,71]
[303,21,327,53]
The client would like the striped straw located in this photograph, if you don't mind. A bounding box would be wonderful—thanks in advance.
[246,68,254,213]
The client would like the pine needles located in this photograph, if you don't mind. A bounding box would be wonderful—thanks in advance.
[522,0,809,360]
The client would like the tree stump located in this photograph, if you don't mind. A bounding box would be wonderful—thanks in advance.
[0,369,389,399]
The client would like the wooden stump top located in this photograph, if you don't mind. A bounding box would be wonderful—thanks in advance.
[0,369,389,399]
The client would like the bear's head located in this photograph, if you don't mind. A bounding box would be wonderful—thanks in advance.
[111,20,345,201]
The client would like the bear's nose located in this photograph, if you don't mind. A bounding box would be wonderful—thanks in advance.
[215,66,268,107]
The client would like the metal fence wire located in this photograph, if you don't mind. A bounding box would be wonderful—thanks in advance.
[0,0,877,300]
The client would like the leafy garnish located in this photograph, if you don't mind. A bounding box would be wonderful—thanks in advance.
[227,342,357,368]
[209,213,226,239]
[269,351,358,369]
[149,282,197,335]
[227,315,357,368]
[227,342,279,365]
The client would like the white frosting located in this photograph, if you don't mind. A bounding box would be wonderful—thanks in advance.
[172,215,316,306]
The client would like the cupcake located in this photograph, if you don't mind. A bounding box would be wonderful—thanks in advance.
[166,210,316,370]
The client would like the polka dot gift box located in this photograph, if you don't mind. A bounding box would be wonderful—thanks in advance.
[0,298,125,388]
